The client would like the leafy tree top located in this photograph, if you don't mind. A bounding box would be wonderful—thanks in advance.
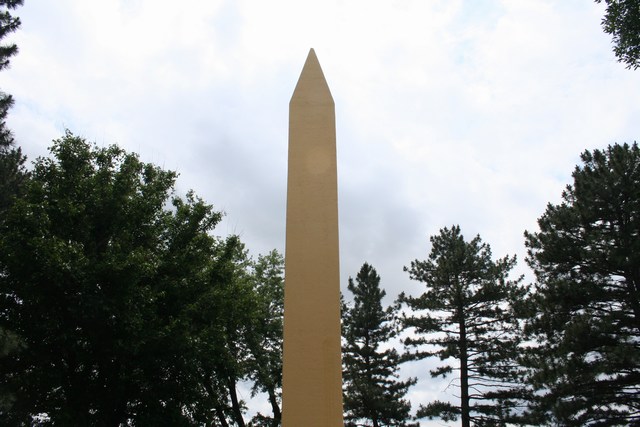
[596,0,640,70]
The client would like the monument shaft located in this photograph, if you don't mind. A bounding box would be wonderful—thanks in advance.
[282,49,343,426]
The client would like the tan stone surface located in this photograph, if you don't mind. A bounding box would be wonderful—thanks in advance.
[281,49,344,427]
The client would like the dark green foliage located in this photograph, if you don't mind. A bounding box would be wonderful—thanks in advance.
[596,0,640,69]
[0,131,286,426]
[0,1,25,413]
[399,226,527,427]
[0,132,222,425]
[192,235,254,427]
[524,142,640,426]
[0,0,22,147]
[190,239,284,427]
[246,250,284,427]
[342,263,416,427]
[0,143,26,214]
[0,0,25,216]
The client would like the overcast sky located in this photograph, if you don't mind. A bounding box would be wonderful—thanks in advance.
[4,0,640,424]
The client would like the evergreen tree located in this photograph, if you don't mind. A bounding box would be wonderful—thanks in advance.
[0,0,27,217]
[0,0,22,148]
[523,142,640,425]
[342,263,416,427]
[0,0,26,215]
[399,226,527,427]
[0,0,39,395]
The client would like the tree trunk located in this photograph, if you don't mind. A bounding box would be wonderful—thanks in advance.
[227,376,246,427]
[202,373,230,427]
[215,404,230,427]
[459,307,470,427]
[266,385,281,427]
[626,269,640,332]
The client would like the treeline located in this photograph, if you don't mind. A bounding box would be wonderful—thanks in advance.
[341,143,640,426]
[3,134,639,427]
[0,132,286,426]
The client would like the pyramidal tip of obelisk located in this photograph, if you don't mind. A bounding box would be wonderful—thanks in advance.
[290,48,334,105]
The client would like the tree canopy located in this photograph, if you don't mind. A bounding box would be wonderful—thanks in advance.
[524,142,640,425]
[0,132,224,425]
[596,0,640,69]
[0,133,288,426]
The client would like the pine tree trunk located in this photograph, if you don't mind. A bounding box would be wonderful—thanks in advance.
[626,269,640,331]
[459,307,470,427]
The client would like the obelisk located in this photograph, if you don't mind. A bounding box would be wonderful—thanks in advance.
[282,49,343,426]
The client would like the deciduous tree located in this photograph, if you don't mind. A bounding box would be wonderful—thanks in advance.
[595,0,640,69]
[0,132,222,425]
[246,250,284,427]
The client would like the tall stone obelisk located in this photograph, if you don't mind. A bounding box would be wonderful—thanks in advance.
[282,49,343,426]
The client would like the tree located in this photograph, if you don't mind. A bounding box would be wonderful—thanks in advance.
[0,0,26,214]
[595,0,640,70]
[523,142,640,425]
[0,3,30,413]
[399,226,527,427]
[246,250,284,427]
[0,0,22,148]
[0,132,222,425]
[191,235,282,427]
[342,262,416,427]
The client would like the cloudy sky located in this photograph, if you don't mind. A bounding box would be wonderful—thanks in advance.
[4,0,640,424]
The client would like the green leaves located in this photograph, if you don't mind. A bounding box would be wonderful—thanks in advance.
[0,133,223,425]
[596,0,640,69]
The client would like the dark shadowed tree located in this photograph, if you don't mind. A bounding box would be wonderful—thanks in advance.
[0,0,22,148]
[246,250,284,427]
[399,226,528,427]
[523,142,640,425]
[0,132,222,425]
[595,0,640,69]
[0,0,26,244]
[0,3,29,413]
[0,0,26,215]
[191,235,256,427]
[342,262,416,427]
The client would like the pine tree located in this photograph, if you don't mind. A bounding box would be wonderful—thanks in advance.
[342,263,416,427]
[0,0,25,214]
[0,2,29,413]
[399,226,528,427]
[523,142,640,425]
